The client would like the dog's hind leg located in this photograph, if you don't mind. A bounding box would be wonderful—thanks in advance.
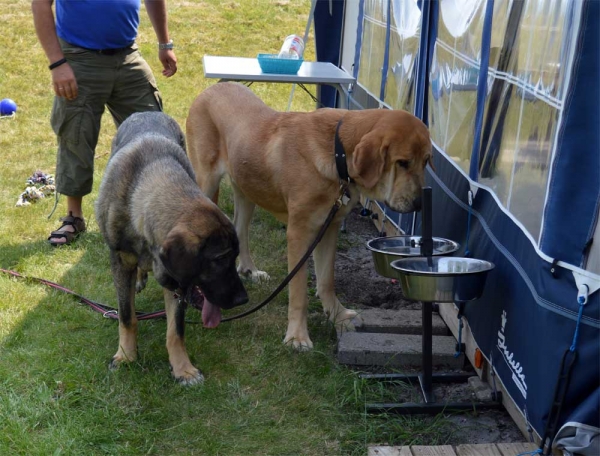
[164,289,204,385]
[197,171,223,205]
[232,182,270,282]
[186,114,224,204]
[313,222,357,333]
[109,251,139,369]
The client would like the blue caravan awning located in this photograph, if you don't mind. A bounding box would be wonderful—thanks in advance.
[540,0,600,269]
[320,0,600,452]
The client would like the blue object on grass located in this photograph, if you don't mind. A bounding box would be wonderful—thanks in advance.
[0,98,17,116]
[257,54,303,75]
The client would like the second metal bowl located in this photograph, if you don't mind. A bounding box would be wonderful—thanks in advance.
[366,236,460,279]
[390,257,495,303]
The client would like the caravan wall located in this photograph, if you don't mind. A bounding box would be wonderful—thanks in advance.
[318,0,600,451]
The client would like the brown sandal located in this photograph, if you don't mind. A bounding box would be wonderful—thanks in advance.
[48,212,86,246]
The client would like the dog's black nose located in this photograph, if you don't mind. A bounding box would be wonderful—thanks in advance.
[412,196,422,212]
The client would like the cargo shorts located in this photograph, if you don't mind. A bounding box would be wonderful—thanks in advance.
[51,39,163,197]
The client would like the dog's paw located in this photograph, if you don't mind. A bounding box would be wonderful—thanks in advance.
[333,309,358,330]
[172,365,205,386]
[251,270,270,282]
[109,352,136,370]
[108,345,137,370]
[238,266,270,283]
[108,358,120,370]
[283,334,314,351]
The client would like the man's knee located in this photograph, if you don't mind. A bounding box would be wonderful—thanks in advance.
[50,93,101,196]
[55,142,94,197]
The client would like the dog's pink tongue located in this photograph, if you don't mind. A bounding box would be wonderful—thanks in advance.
[202,298,222,328]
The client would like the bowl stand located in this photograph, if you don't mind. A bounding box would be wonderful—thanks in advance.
[362,187,504,415]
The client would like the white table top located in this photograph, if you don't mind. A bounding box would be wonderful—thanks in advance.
[203,55,355,85]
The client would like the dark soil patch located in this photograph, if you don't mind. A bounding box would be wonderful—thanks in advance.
[305,204,413,310]
[335,205,417,311]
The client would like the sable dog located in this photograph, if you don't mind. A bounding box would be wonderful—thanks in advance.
[96,112,248,385]
[186,82,432,350]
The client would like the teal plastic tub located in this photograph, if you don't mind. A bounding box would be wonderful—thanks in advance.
[257,53,303,74]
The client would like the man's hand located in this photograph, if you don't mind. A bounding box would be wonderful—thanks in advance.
[159,49,177,77]
[51,63,78,100]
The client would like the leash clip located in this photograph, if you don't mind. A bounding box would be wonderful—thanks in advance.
[337,182,351,206]
[103,310,118,319]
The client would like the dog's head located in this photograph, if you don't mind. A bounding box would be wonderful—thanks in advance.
[158,210,248,313]
[348,110,432,213]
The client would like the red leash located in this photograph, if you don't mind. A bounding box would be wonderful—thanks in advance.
[1,184,348,324]
[0,268,166,321]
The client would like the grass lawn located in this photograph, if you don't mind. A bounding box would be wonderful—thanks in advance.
[1,1,458,454]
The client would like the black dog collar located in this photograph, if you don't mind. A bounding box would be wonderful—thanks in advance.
[335,119,354,184]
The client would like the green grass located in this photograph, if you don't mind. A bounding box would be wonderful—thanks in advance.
[0,1,458,454]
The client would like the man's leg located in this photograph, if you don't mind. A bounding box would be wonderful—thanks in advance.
[48,90,101,245]
[66,196,83,218]
[48,41,114,245]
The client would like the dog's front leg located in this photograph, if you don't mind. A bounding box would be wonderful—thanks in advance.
[283,223,314,350]
[109,251,138,369]
[313,222,357,332]
[164,289,204,385]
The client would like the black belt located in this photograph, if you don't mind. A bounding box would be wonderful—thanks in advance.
[81,43,134,55]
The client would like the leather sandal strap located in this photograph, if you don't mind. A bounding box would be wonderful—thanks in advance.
[58,215,86,232]
[48,231,73,241]
[60,215,82,223]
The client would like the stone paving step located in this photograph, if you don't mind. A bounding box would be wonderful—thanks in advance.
[337,332,464,368]
[354,308,449,335]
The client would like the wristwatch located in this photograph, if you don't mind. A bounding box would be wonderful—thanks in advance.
[159,39,174,50]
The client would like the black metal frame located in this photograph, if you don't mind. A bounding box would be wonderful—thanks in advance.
[361,188,504,415]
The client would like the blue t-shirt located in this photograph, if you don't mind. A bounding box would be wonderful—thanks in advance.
[56,0,141,50]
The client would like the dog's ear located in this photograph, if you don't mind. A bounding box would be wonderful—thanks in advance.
[427,155,436,173]
[159,226,203,288]
[351,132,388,189]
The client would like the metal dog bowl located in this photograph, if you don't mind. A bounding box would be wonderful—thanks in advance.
[367,236,460,279]
[390,257,495,303]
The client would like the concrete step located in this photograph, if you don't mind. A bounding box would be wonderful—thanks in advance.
[354,308,449,335]
[337,332,464,368]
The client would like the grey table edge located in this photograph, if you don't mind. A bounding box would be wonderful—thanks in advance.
[202,55,355,108]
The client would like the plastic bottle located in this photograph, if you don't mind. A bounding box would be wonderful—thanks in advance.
[278,35,304,59]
